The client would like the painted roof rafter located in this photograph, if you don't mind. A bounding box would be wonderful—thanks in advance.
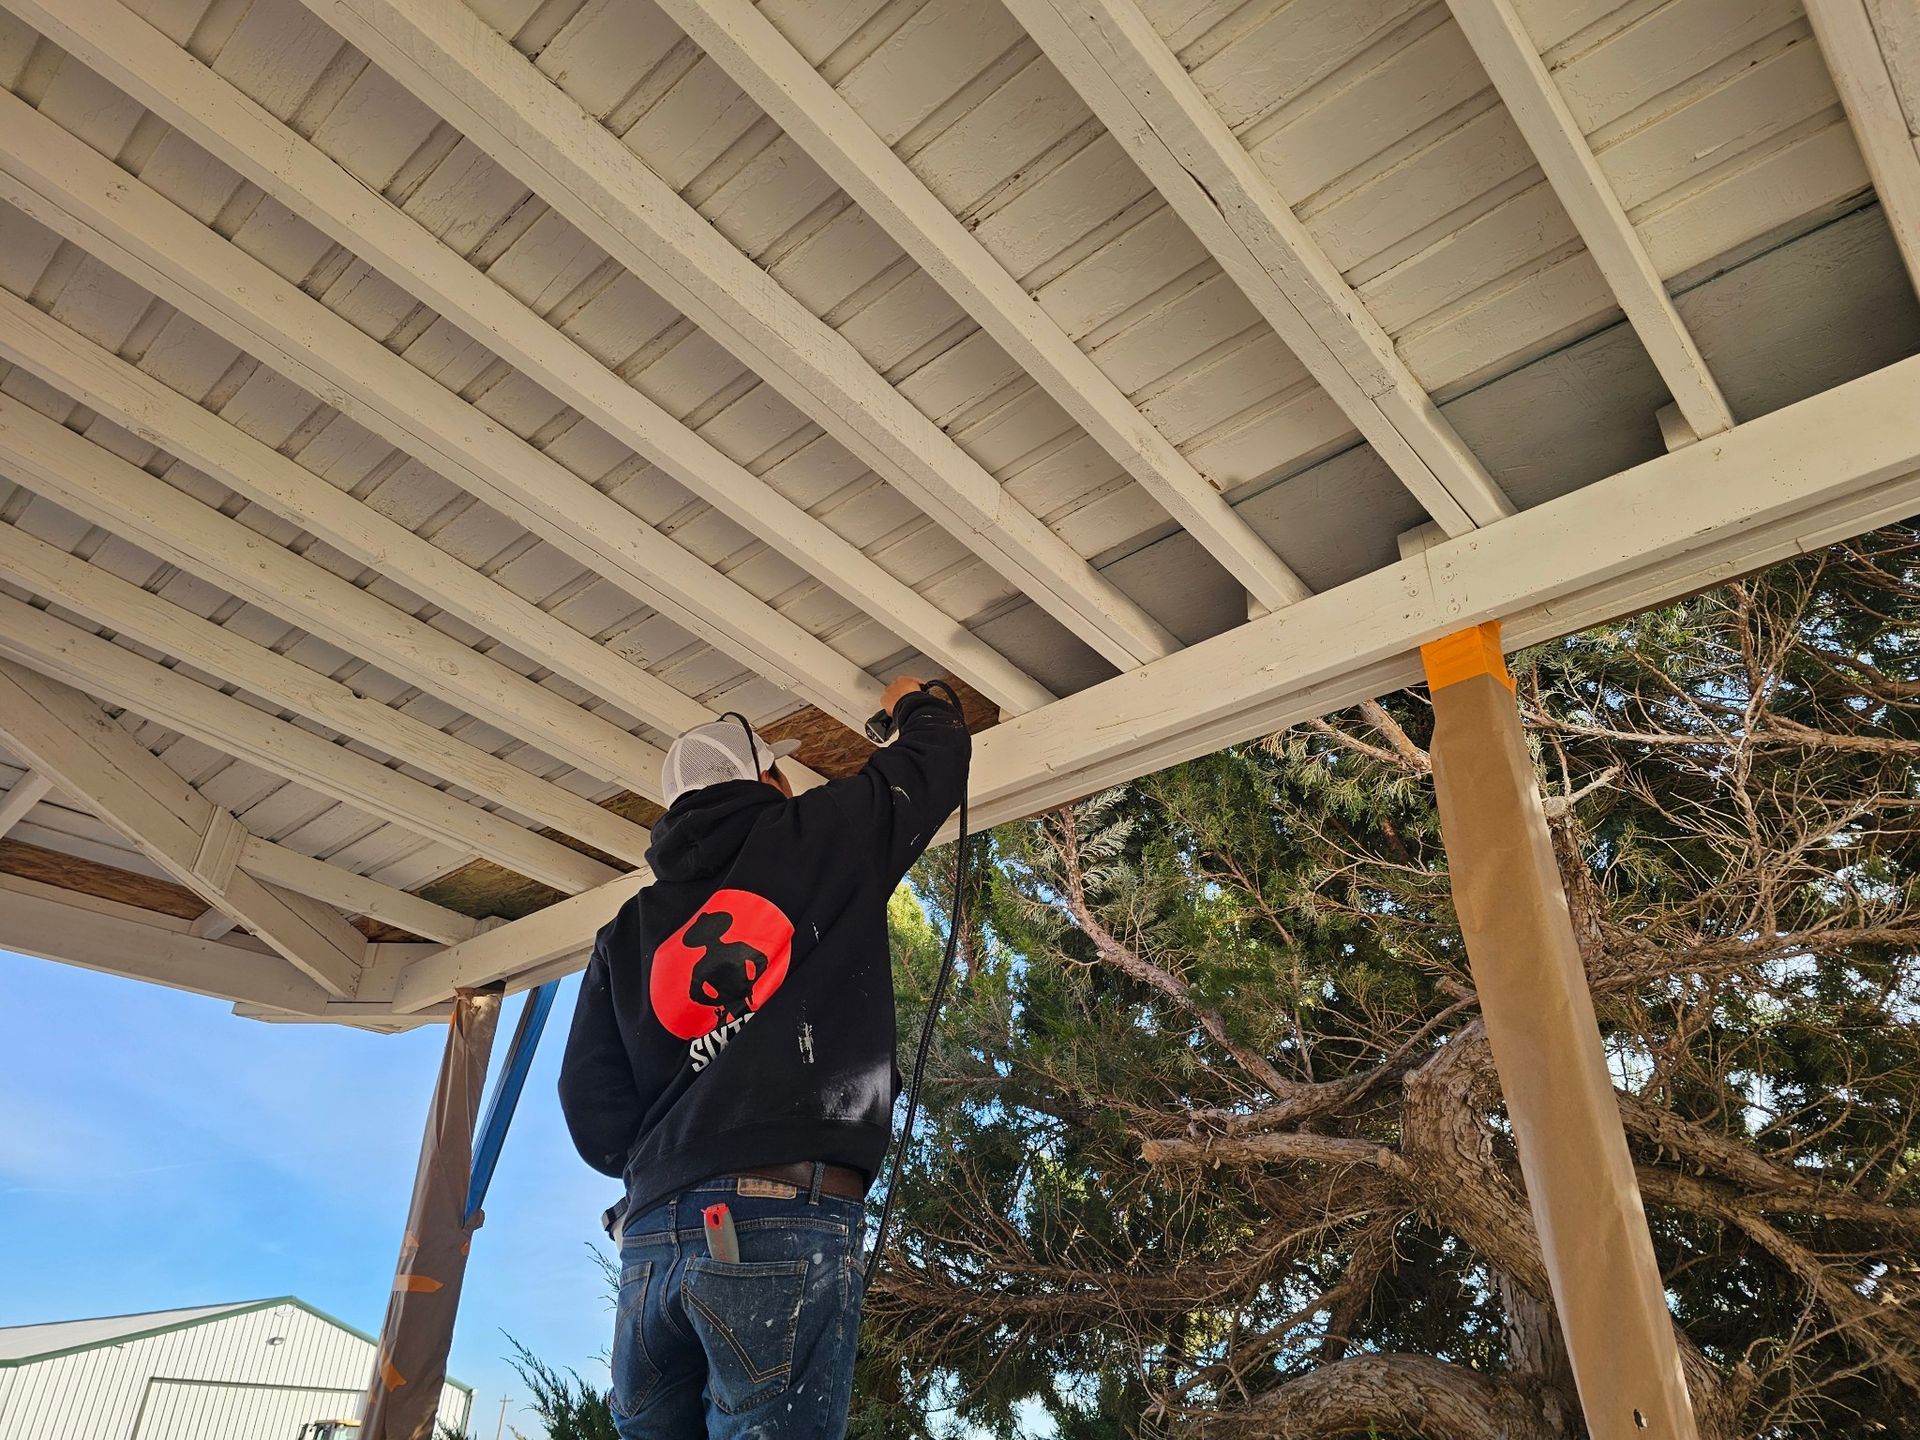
[300,0,1182,671]
[1002,0,1517,536]
[0,0,1908,1033]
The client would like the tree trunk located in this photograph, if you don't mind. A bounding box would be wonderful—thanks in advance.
[1499,1272,1580,1438]
[1236,1353,1557,1439]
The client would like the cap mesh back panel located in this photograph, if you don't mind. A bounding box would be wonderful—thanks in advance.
[662,725,757,804]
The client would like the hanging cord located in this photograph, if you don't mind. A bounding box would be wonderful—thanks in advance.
[868,681,970,1278]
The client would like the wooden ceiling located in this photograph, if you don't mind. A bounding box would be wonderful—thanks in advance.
[0,0,1916,1025]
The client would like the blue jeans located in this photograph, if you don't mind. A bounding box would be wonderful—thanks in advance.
[610,1174,868,1438]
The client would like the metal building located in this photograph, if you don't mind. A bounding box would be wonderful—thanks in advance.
[0,1298,472,1440]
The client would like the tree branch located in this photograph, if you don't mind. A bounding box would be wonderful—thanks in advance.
[1232,1353,1555,1439]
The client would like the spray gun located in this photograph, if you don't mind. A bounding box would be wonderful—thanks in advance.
[864,678,963,744]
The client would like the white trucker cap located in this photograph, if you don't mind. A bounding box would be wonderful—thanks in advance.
[661,718,801,806]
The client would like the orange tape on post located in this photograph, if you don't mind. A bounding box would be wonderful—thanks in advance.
[1420,621,1514,692]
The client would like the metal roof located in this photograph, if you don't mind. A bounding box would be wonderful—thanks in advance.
[0,1302,259,1365]
[0,0,1916,1025]
[0,1296,473,1395]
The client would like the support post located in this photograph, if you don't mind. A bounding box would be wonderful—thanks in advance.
[363,985,504,1439]
[1423,623,1698,1440]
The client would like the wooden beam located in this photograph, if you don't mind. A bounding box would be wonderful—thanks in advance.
[0,661,367,995]
[1003,0,1514,536]
[239,837,483,946]
[1806,0,1920,299]
[231,998,453,1031]
[0,496,654,867]
[0,868,334,1012]
[0,769,53,841]
[388,873,645,1010]
[657,0,1310,614]
[385,348,1920,1006]
[0,294,716,765]
[299,0,1179,671]
[1422,627,1699,1438]
[0,89,882,729]
[0,408,666,811]
[0,595,623,894]
[9,0,1052,718]
[1443,0,1735,439]
[191,909,238,941]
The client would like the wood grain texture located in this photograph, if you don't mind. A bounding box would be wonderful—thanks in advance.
[0,836,206,920]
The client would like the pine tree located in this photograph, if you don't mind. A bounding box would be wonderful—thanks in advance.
[852,525,1920,1438]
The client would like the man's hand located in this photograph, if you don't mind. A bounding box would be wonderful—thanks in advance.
[881,675,927,716]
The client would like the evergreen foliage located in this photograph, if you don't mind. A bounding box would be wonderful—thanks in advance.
[504,1333,618,1440]
[851,526,1920,1438]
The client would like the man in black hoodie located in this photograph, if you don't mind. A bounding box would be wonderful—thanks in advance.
[559,676,970,1439]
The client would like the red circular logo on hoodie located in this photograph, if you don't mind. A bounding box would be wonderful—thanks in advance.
[650,889,794,1040]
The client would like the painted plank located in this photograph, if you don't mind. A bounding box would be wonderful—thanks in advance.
[0,769,53,841]
[300,0,1179,670]
[13,0,1052,715]
[661,0,1310,610]
[1807,0,1920,297]
[237,835,483,943]
[388,347,1920,1003]
[0,659,367,994]
[1004,0,1515,535]
[1444,0,1736,438]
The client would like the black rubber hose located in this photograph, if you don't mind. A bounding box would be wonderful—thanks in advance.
[867,682,969,1278]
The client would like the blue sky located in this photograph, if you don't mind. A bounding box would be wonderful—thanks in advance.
[0,949,617,1436]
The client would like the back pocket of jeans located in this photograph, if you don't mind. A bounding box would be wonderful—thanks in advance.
[683,1258,808,1414]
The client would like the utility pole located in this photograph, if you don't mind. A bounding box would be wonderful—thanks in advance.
[493,1394,509,1440]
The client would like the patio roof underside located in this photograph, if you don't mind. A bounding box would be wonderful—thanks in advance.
[0,0,1917,1027]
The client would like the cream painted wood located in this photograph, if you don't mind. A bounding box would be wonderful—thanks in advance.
[0,374,667,807]
[0,292,834,797]
[0,91,883,729]
[0,769,53,841]
[190,909,240,941]
[658,0,1310,612]
[0,869,334,1012]
[1444,0,1736,438]
[231,997,453,1030]
[0,298,717,759]
[7,0,1052,717]
[389,349,1920,1005]
[1807,0,1920,298]
[0,514,655,867]
[0,660,367,995]
[391,871,646,1010]
[0,595,621,895]
[300,0,1180,670]
[238,835,483,945]
[1003,0,1515,536]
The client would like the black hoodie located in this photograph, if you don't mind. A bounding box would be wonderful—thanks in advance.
[558,690,971,1225]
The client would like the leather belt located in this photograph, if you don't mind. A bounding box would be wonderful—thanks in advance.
[731,1161,867,1201]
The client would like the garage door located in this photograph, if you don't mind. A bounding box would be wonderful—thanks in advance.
[130,1378,362,1440]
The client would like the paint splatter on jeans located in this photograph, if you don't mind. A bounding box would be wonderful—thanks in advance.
[610,1177,867,1439]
